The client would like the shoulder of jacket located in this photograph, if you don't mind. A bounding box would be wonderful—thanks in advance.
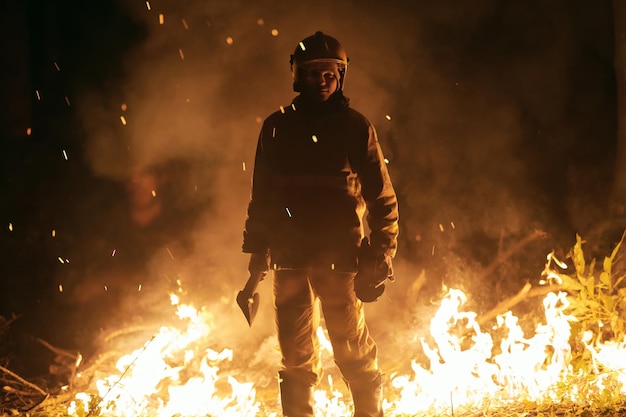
[263,104,298,124]
[263,106,295,128]
[339,108,374,139]
[344,107,373,127]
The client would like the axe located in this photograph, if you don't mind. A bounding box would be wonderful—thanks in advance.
[236,271,266,326]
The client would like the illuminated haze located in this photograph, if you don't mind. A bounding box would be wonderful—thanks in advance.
[2,0,617,365]
[71,0,618,353]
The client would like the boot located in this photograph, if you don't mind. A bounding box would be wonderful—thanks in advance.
[278,371,314,417]
[348,373,384,417]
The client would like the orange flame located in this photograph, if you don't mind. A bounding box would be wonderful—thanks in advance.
[68,279,626,416]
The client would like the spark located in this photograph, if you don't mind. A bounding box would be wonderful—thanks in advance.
[439,223,445,232]
[312,135,318,143]
[35,90,41,100]
[145,1,151,10]
[384,158,389,164]
[138,284,142,292]
[62,150,68,160]
[257,18,264,25]
[451,221,456,229]
[54,62,60,71]
[291,103,296,111]
[159,14,164,25]
[279,106,285,114]
[52,229,56,237]
[8,223,13,231]
[58,257,65,264]
[104,286,108,292]
[285,207,292,217]
[179,48,185,60]
[111,249,116,257]
[151,189,157,197]
[242,162,246,171]
[272,127,276,137]
[120,115,127,125]
[121,103,127,111]
[59,284,63,293]
[299,41,306,51]
[166,248,175,260]
[182,19,189,30]
[65,96,71,106]
[226,37,234,45]
[26,127,32,135]
[385,114,392,121]
[256,116,262,123]
[271,29,279,36]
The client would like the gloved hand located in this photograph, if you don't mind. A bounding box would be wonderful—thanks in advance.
[354,237,394,302]
[248,252,270,275]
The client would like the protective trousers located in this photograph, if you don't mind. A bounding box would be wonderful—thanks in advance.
[274,269,383,416]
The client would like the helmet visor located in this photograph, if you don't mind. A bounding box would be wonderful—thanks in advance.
[298,58,347,70]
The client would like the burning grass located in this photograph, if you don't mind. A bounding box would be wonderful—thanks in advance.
[2,231,626,417]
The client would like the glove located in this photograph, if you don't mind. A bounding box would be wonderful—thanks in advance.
[248,252,270,275]
[354,237,394,302]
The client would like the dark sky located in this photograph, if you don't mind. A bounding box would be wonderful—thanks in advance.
[0,0,621,373]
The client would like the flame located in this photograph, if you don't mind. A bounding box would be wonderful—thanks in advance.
[68,279,626,416]
[389,290,577,415]
[69,297,260,417]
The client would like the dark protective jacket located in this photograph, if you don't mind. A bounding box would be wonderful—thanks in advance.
[242,93,399,271]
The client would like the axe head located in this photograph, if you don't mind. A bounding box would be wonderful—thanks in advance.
[236,290,260,326]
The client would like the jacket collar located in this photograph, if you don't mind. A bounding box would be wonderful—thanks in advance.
[292,92,350,116]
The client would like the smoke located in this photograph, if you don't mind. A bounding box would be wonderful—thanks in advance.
[60,0,616,358]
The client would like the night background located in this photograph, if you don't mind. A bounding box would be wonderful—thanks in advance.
[1,0,624,387]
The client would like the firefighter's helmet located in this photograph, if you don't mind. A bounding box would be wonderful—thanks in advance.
[290,31,349,93]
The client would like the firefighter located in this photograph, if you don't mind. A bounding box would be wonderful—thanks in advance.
[242,31,399,416]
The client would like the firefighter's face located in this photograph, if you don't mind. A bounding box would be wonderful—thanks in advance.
[300,63,340,102]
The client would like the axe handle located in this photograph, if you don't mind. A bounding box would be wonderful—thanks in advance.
[242,270,266,295]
